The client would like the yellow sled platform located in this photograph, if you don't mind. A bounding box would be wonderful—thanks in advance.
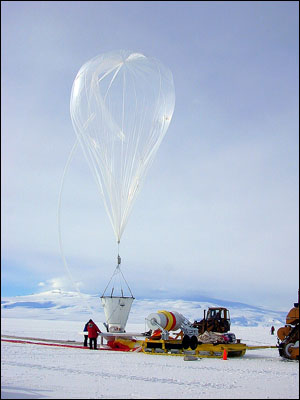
[141,338,247,358]
[140,338,277,358]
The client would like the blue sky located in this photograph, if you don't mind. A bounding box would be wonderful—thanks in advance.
[2,1,299,310]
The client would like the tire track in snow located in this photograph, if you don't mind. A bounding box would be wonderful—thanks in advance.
[2,360,239,390]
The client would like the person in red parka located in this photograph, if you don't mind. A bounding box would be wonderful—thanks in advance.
[87,319,101,350]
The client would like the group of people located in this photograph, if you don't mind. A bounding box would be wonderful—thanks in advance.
[83,319,101,349]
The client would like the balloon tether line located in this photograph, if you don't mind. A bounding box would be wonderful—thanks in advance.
[57,138,99,318]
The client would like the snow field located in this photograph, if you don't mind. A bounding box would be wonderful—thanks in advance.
[1,318,299,399]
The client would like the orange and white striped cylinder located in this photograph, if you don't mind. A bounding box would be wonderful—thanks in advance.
[146,310,185,331]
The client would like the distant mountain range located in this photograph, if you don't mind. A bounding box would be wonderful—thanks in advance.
[1,290,287,327]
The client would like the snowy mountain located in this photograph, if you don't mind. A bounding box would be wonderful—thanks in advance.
[1,290,286,326]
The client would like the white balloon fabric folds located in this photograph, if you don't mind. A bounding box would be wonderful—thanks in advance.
[70,50,175,243]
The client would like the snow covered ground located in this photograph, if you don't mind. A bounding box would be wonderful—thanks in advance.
[1,292,299,399]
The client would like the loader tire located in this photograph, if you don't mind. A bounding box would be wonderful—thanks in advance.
[284,343,295,359]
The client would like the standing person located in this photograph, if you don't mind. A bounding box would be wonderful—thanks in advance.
[270,326,275,335]
[87,319,101,350]
[83,321,89,347]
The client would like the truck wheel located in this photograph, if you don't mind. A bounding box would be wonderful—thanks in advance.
[190,336,198,350]
[182,335,190,349]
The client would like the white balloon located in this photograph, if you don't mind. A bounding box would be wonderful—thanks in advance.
[70,50,175,243]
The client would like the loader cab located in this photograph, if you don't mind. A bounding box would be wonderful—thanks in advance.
[193,307,231,334]
[206,307,230,322]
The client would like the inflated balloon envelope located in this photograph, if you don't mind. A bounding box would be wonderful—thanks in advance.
[70,50,175,331]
